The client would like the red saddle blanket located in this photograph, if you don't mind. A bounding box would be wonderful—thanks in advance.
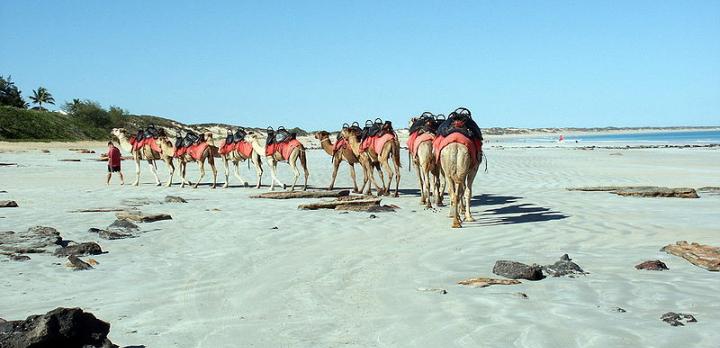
[266,139,302,160]
[333,138,348,152]
[408,132,435,157]
[361,133,395,155]
[433,133,483,166]
[176,142,209,160]
[219,140,253,158]
[129,137,162,154]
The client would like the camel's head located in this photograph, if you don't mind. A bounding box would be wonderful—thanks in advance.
[314,131,329,141]
[111,128,128,138]
[245,130,262,142]
[408,118,418,128]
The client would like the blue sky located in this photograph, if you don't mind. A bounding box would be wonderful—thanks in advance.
[2,1,719,130]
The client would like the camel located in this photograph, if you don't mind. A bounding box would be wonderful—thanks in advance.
[219,141,264,189]
[314,131,364,192]
[111,128,175,187]
[340,128,401,197]
[410,134,443,208]
[154,133,218,189]
[440,143,479,228]
[245,131,309,191]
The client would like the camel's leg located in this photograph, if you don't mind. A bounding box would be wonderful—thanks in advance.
[453,181,465,228]
[252,154,263,189]
[289,155,300,192]
[148,160,161,186]
[375,162,387,196]
[348,163,359,193]
[268,158,282,191]
[329,158,340,191]
[393,154,401,198]
[222,156,231,188]
[414,159,425,205]
[133,154,141,186]
[208,155,217,189]
[422,166,432,208]
[432,167,443,206]
[233,159,247,187]
[194,160,204,189]
[464,165,478,222]
[380,157,393,197]
[301,150,309,191]
[446,173,456,219]
[180,162,187,188]
[165,157,175,187]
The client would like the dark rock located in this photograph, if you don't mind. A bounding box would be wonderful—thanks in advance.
[108,219,139,232]
[164,195,187,203]
[10,254,31,261]
[0,200,18,208]
[0,307,114,347]
[368,214,378,219]
[271,226,278,230]
[492,260,544,280]
[635,260,669,271]
[67,255,93,270]
[89,228,135,240]
[613,307,627,313]
[543,254,587,277]
[115,211,172,223]
[54,242,102,257]
[661,312,697,326]
[0,226,63,254]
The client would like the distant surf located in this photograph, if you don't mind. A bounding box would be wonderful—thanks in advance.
[516,130,720,144]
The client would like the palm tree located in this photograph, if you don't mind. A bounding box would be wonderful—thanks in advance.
[29,86,55,110]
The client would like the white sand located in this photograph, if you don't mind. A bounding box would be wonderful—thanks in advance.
[1,143,719,347]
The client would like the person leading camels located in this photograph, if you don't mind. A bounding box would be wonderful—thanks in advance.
[111,125,175,187]
[245,126,309,191]
[434,107,483,228]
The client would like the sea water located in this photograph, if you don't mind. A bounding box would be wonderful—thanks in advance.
[516,130,720,144]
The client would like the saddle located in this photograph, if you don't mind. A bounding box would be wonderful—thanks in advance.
[266,126,296,146]
[225,128,247,145]
[436,108,483,141]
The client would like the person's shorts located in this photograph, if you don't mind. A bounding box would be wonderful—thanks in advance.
[108,165,121,173]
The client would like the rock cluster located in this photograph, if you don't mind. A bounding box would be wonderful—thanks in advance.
[0,307,116,347]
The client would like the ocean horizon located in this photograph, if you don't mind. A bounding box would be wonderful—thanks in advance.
[514,130,720,144]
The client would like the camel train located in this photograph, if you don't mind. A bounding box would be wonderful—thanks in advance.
[112,107,482,227]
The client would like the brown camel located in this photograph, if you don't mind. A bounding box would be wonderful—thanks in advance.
[154,133,218,189]
[340,128,401,197]
[338,128,385,195]
[314,131,365,192]
[411,134,443,208]
[439,143,479,228]
[219,142,264,189]
[245,131,309,191]
[111,128,175,187]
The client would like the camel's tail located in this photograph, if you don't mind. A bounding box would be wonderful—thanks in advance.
[393,141,402,168]
[407,146,412,172]
[300,148,309,175]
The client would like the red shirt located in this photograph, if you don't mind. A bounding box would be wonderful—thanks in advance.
[108,146,121,167]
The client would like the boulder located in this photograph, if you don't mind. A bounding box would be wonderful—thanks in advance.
[164,195,187,203]
[635,260,669,271]
[54,242,102,257]
[0,226,63,254]
[0,200,18,208]
[492,260,544,280]
[662,241,720,271]
[0,307,114,347]
[660,312,697,326]
[458,277,522,288]
[543,254,587,277]
[66,255,93,270]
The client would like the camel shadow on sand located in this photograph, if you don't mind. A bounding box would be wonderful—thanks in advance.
[470,194,568,226]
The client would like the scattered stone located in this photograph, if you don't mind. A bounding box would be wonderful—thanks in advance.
[635,260,669,271]
[416,287,448,294]
[568,186,699,198]
[609,152,623,156]
[122,198,157,207]
[0,200,18,208]
[514,292,529,299]
[40,149,50,153]
[492,260,544,280]
[252,190,350,199]
[543,254,587,277]
[108,219,139,232]
[458,277,521,288]
[87,258,99,266]
[0,163,18,166]
[59,159,81,162]
[1,253,31,261]
[0,226,63,254]
[115,211,172,223]
[613,307,627,313]
[69,148,95,154]
[70,208,127,213]
[0,307,114,347]
[66,255,93,270]
[368,214,377,219]
[662,241,720,271]
[88,228,135,240]
[164,195,187,203]
[660,312,697,326]
[270,226,278,230]
[54,242,102,257]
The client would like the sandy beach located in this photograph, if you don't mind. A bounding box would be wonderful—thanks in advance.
[1,140,719,347]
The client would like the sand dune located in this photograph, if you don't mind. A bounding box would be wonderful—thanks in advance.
[1,143,719,347]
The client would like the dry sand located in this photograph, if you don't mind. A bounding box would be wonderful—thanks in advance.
[1,141,719,347]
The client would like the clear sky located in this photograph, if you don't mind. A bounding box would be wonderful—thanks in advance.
[2,1,719,130]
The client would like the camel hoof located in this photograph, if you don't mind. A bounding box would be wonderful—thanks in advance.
[223,184,229,188]
[465,216,476,222]
[211,186,216,189]
[282,184,287,190]
[394,193,399,198]
[244,182,249,188]
[155,183,161,187]
[452,220,462,228]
